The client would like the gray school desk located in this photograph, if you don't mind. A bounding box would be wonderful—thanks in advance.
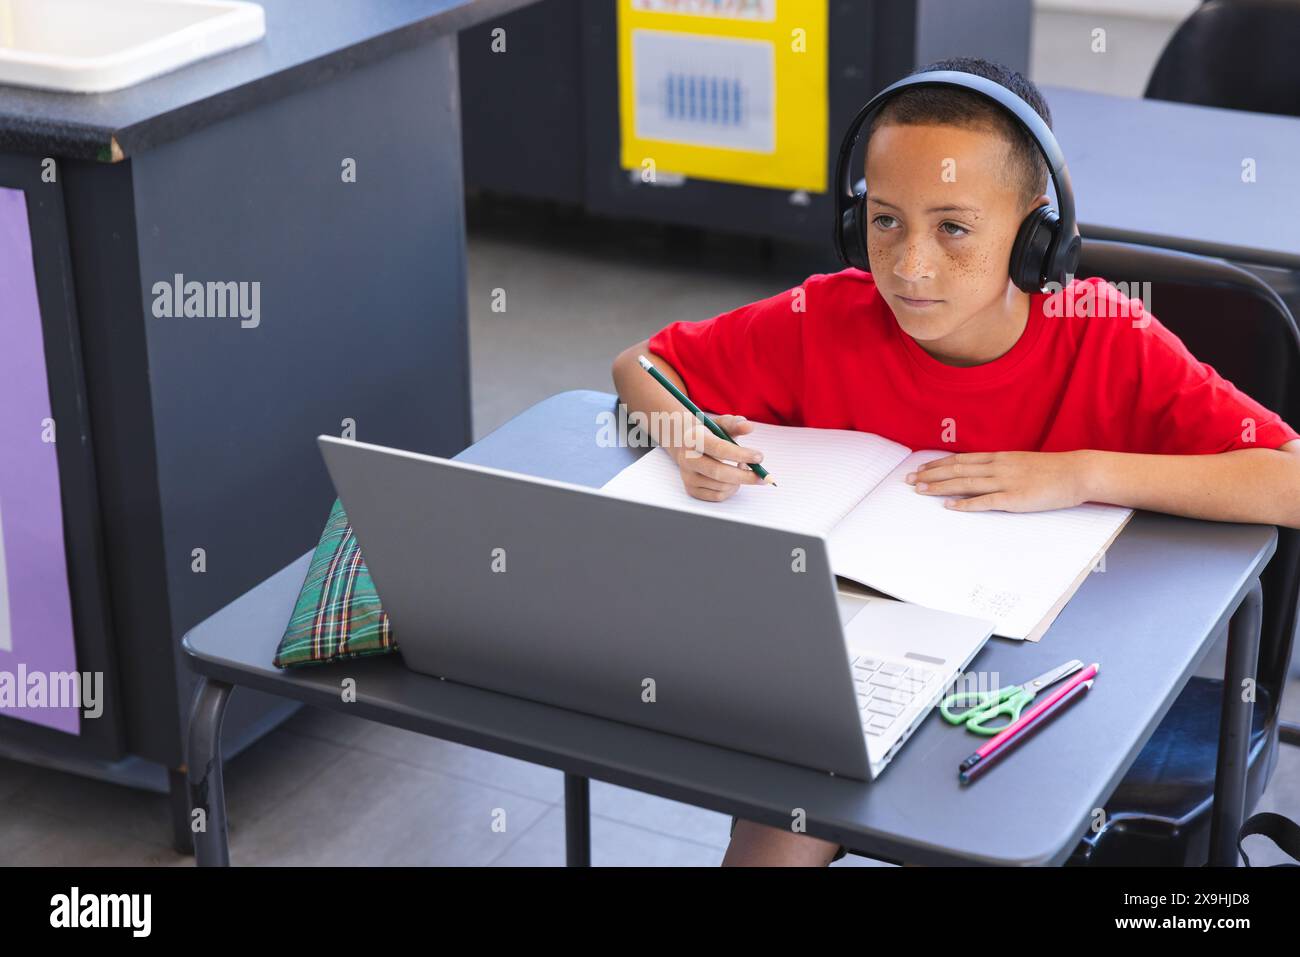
[182,390,1275,866]
[1045,85,1300,271]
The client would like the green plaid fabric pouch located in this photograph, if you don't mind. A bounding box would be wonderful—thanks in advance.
[273,498,398,668]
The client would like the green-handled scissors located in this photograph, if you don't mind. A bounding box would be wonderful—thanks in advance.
[940,659,1084,735]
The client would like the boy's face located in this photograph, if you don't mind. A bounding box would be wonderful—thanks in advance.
[864,122,1046,355]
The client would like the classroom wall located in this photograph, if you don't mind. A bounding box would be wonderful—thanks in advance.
[1030,0,1201,97]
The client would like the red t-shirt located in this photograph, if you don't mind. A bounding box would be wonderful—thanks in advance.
[647,269,1298,454]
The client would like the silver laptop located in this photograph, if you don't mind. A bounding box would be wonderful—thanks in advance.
[319,436,995,781]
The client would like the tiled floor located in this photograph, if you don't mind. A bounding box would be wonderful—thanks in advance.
[1,195,1297,866]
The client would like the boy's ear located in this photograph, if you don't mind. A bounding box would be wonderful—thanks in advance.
[1026,193,1051,216]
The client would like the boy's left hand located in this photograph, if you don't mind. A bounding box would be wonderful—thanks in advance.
[904,451,1092,513]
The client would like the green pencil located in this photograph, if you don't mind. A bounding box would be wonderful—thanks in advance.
[637,354,776,486]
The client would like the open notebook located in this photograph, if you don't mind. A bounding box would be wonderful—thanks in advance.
[600,420,1133,641]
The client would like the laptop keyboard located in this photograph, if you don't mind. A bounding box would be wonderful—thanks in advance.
[851,656,940,737]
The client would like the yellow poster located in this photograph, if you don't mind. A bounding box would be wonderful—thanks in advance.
[617,0,829,192]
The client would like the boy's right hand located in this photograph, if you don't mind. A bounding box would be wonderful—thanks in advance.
[667,414,767,502]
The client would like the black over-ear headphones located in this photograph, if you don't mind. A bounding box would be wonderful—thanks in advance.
[833,70,1081,293]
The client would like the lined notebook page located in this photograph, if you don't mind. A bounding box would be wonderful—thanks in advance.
[600,420,911,536]
[828,450,1133,639]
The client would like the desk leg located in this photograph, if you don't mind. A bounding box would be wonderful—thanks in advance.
[1208,580,1263,866]
[564,773,590,867]
[186,677,234,867]
[168,767,195,855]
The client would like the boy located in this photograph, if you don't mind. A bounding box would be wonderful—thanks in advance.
[610,57,1300,867]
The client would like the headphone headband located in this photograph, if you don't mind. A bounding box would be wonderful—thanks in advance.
[833,70,1080,290]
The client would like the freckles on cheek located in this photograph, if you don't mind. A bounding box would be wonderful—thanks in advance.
[945,244,995,284]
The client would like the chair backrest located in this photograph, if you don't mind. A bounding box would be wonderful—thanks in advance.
[1145,0,1300,118]
[1075,240,1300,709]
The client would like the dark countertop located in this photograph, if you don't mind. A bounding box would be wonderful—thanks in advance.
[0,0,536,161]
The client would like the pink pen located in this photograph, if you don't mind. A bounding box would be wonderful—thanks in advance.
[959,661,1100,780]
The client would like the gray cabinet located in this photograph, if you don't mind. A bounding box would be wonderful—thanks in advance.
[460,0,1032,244]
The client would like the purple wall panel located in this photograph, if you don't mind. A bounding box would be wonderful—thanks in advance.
[0,186,80,734]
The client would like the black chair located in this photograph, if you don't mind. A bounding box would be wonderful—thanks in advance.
[1062,240,1300,866]
[1145,0,1300,118]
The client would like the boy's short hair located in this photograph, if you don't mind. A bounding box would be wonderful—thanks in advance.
[864,56,1052,207]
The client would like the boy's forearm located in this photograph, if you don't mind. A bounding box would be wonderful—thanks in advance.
[1082,447,1300,529]
[611,346,693,448]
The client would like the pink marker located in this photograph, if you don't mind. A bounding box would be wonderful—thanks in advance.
[959,662,1100,781]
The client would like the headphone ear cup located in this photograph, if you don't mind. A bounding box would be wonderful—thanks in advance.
[839,195,871,272]
[1055,232,1082,284]
[1009,205,1058,293]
